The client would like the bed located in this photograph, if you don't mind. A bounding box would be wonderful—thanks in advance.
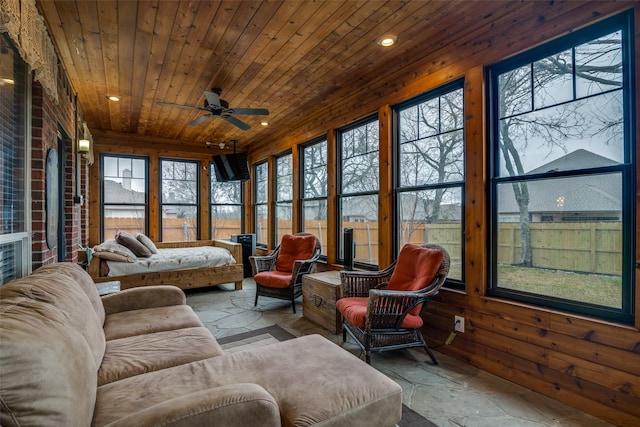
[88,239,244,291]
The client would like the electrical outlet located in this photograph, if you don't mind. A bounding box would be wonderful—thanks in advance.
[454,315,465,333]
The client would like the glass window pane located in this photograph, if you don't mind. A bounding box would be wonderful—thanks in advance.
[339,195,378,264]
[276,154,292,202]
[498,91,623,176]
[161,205,198,241]
[576,31,622,98]
[255,204,268,245]
[533,49,573,108]
[275,203,292,242]
[398,188,462,280]
[302,200,327,256]
[103,206,146,238]
[211,180,242,204]
[499,65,532,118]
[211,205,241,239]
[303,140,327,199]
[496,173,622,308]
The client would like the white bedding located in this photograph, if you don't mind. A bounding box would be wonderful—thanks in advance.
[105,246,236,277]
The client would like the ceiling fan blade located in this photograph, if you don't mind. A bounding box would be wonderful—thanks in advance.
[157,102,203,111]
[221,114,250,130]
[204,90,221,108]
[230,107,269,116]
[188,115,211,126]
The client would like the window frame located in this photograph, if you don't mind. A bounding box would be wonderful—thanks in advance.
[393,79,466,286]
[337,114,380,268]
[159,158,200,242]
[300,136,328,258]
[274,150,293,243]
[253,160,269,248]
[100,154,149,242]
[209,164,244,240]
[487,11,636,323]
[0,34,31,283]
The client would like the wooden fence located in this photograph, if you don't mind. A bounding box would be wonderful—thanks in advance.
[105,217,622,275]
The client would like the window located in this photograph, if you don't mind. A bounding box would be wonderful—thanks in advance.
[338,117,379,267]
[0,35,30,284]
[210,169,243,239]
[160,159,199,241]
[275,152,293,242]
[254,161,269,247]
[488,12,635,323]
[301,138,327,256]
[395,81,465,282]
[102,155,148,241]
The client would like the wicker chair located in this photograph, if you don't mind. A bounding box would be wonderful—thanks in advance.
[250,233,321,313]
[336,243,450,365]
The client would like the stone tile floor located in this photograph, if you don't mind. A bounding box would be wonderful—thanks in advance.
[186,279,615,427]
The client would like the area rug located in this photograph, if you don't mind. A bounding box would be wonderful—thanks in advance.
[217,325,438,427]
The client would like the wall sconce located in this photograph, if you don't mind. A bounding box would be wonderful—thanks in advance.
[78,138,90,155]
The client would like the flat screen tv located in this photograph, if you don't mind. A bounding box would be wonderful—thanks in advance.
[211,152,250,182]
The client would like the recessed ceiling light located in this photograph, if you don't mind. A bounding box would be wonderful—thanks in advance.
[260,121,269,126]
[1,78,15,85]
[106,95,121,101]
[377,35,397,47]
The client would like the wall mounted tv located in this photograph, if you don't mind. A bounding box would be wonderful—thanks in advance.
[211,152,250,182]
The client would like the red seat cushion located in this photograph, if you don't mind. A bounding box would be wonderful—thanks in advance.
[275,234,317,272]
[254,271,294,289]
[336,297,424,329]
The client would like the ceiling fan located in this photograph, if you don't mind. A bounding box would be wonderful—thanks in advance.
[157,88,269,130]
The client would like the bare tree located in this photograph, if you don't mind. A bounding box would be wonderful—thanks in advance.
[497,33,623,266]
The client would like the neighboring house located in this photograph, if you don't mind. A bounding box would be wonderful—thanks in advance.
[498,149,621,222]
[102,179,145,218]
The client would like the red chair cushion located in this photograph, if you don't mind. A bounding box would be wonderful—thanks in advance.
[275,234,317,272]
[387,244,444,292]
[336,297,424,329]
[254,271,294,289]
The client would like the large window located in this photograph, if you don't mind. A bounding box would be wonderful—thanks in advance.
[0,35,30,284]
[488,12,635,323]
[301,138,327,256]
[275,152,293,242]
[338,117,379,267]
[160,159,199,241]
[254,161,269,247]
[395,81,465,282]
[101,155,148,241]
[210,170,243,239]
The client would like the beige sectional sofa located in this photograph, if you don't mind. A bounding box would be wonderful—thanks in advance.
[0,263,402,426]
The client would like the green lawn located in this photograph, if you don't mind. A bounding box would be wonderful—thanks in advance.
[497,265,622,308]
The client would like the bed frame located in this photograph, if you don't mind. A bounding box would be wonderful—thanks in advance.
[88,239,244,291]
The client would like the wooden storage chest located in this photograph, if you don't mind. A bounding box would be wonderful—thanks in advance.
[302,271,343,334]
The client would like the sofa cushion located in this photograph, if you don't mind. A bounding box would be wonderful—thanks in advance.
[98,327,224,386]
[103,305,204,341]
[93,335,402,427]
[0,264,107,427]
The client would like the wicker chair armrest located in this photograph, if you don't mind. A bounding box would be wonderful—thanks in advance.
[291,254,320,283]
[249,254,277,275]
[366,288,433,330]
[340,265,395,298]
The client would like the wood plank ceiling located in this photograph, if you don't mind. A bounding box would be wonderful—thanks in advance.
[39,0,516,151]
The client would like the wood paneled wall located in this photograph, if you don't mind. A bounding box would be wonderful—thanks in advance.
[243,4,640,426]
[88,2,639,425]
